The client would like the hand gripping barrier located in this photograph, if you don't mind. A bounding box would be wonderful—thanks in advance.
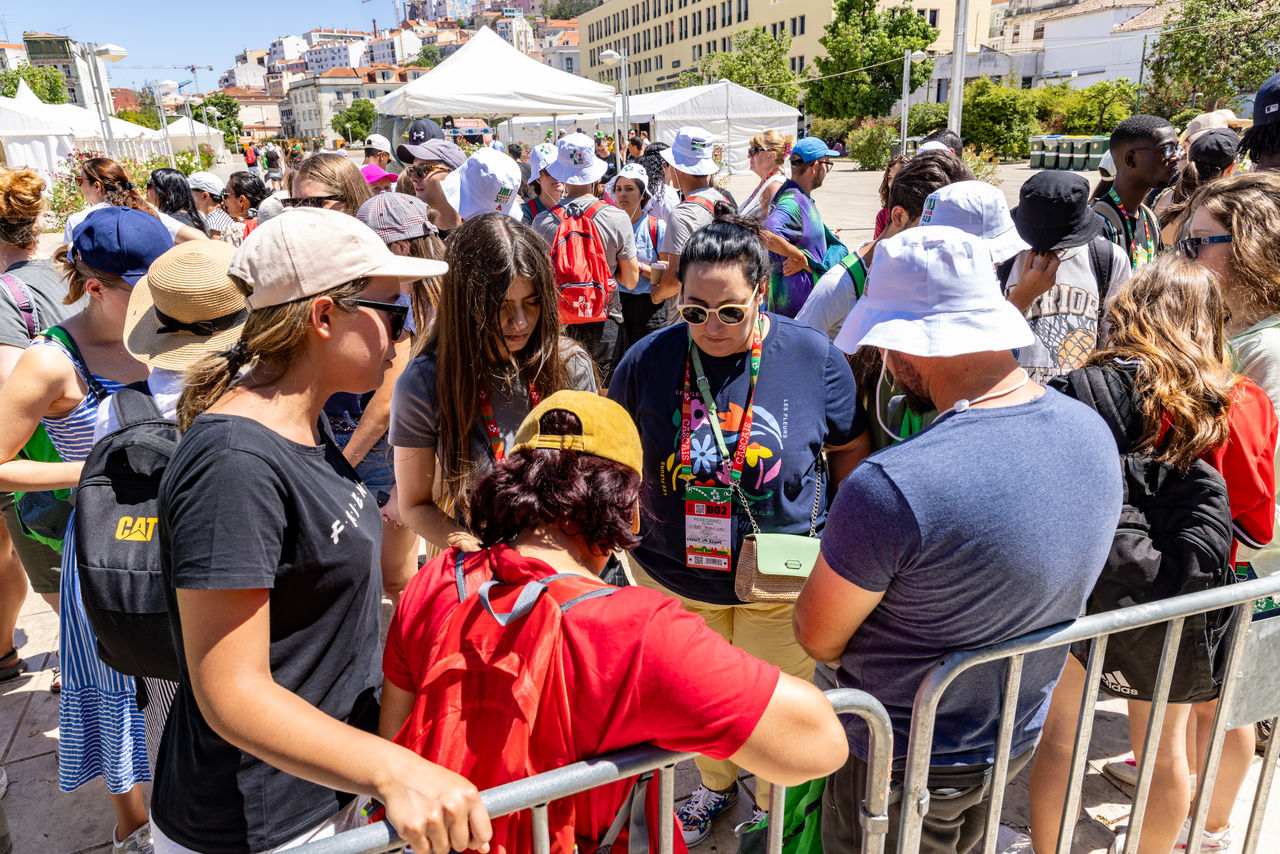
[295,689,893,854]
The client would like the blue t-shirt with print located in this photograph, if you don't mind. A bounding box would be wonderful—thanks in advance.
[630,214,666,295]
[821,388,1121,766]
[610,314,868,604]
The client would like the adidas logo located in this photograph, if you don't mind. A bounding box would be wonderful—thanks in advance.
[1102,670,1139,696]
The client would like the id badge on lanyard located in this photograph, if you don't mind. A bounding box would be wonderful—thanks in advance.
[679,321,763,571]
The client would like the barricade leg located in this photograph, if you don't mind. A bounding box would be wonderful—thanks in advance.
[978,654,1025,854]
[658,765,675,854]
[1054,637,1109,854]
[1122,617,1185,854]
[1242,716,1280,854]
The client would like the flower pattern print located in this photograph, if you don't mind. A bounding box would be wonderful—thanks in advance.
[665,402,786,499]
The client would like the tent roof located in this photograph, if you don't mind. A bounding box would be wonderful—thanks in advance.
[625,80,800,123]
[164,115,221,137]
[377,26,615,117]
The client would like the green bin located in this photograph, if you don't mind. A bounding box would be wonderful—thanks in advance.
[1071,140,1089,170]
[1086,136,1110,170]
[1041,138,1059,169]
[1029,137,1044,169]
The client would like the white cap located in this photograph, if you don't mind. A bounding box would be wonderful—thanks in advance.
[919,180,1030,264]
[660,127,719,176]
[546,133,609,185]
[441,147,524,221]
[364,134,392,155]
[611,162,649,194]
[187,171,225,196]
[918,140,951,154]
[834,226,1034,357]
[230,208,448,310]
[1098,149,1116,180]
[528,142,558,182]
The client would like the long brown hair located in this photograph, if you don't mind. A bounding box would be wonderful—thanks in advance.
[82,157,157,219]
[1181,171,1280,320]
[292,153,372,214]
[403,232,446,350]
[1089,254,1235,471]
[53,243,130,304]
[427,213,569,516]
[0,168,47,250]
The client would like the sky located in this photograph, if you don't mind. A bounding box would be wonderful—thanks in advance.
[11,0,408,91]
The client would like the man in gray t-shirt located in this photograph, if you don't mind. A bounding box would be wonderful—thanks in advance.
[654,127,726,303]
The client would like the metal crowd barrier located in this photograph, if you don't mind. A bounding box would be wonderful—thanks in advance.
[297,688,894,854]
[898,571,1280,854]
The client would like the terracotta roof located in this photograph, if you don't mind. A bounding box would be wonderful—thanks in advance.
[22,32,65,40]
[1113,0,1179,32]
[0,43,24,50]
[318,67,361,78]
[546,18,578,27]
[1041,0,1154,24]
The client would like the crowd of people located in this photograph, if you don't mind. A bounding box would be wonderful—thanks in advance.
[0,71,1279,854]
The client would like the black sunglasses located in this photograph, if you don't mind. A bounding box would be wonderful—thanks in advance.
[1133,142,1179,159]
[283,195,344,209]
[351,298,409,340]
[747,146,764,156]
[411,163,448,178]
[1179,234,1233,260]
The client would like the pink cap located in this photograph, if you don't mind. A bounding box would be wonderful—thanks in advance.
[361,163,397,186]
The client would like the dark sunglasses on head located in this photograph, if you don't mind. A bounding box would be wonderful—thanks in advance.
[1133,142,1179,159]
[1179,234,1233,260]
[676,302,754,325]
[283,195,343,209]
[351,298,409,340]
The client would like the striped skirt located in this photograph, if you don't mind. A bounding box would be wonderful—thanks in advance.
[57,512,150,793]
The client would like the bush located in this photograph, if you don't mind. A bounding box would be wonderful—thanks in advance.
[1170,107,1202,133]
[961,77,1039,158]
[963,144,1002,186]
[809,117,861,146]
[1030,82,1075,134]
[906,102,949,137]
[1060,80,1137,136]
[845,118,898,171]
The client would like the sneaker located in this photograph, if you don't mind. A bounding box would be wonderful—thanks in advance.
[732,805,769,838]
[677,784,738,847]
[1175,819,1232,852]
[50,665,61,695]
[1104,755,1140,787]
[113,822,154,854]
[997,825,1035,853]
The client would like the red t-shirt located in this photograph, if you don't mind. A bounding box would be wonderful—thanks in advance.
[1200,378,1278,563]
[384,545,780,852]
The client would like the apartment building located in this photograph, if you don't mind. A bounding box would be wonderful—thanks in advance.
[0,43,28,70]
[497,15,537,54]
[268,35,310,67]
[365,30,423,65]
[303,40,370,74]
[21,32,111,111]
[281,65,428,143]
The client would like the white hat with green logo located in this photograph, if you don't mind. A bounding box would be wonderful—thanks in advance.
[661,126,719,176]
[442,147,523,221]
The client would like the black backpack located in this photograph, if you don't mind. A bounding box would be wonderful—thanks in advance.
[996,232,1116,307]
[75,383,182,681]
[1051,365,1236,703]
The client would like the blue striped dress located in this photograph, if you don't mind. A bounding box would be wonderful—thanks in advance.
[32,337,145,794]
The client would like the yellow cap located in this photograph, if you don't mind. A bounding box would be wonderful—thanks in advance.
[512,390,644,479]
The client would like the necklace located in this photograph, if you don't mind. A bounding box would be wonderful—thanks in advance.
[942,369,1032,415]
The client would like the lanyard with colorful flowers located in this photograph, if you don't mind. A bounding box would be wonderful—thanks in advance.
[679,320,763,484]
[478,380,540,461]
[1107,188,1153,270]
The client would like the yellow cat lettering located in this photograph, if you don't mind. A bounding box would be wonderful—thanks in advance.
[114,516,157,542]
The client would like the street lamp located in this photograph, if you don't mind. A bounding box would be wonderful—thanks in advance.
[153,79,179,168]
[600,48,629,162]
[345,123,353,146]
[899,49,929,152]
[76,41,127,159]
[1191,91,1204,111]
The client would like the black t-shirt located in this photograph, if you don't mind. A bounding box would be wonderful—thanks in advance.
[265,148,281,168]
[153,414,383,853]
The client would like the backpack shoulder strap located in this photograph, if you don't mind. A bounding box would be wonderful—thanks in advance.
[0,273,37,339]
[548,203,568,223]
[647,215,658,250]
[841,251,869,298]
[42,325,108,401]
[109,381,164,429]
[584,199,609,219]
[597,771,654,854]
[686,194,717,214]
[1091,201,1125,247]
[1088,235,1113,306]
[996,257,1016,291]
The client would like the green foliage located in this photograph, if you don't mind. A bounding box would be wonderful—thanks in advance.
[114,109,162,130]
[962,144,1002,186]
[960,77,1039,158]
[0,63,67,103]
[1060,79,1138,136]
[543,0,600,18]
[1029,82,1076,133]
[809,117,861,146]
[845,118,898,171]
[806,0,937,120]
[201,92,244,148]
[406,43,442,68]
[677,27,802,107]
[905,101,948,137]
[332,98,378,142]
[1169,107,1203,133]
[1143,0,1280,115]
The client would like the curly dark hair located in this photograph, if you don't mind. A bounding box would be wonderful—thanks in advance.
[470,409,642,556]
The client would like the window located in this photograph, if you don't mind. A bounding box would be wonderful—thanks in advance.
[1011,28,1020,44]
[789,56,795,72]
[790,17,796,36]
[707,9,714,30]
[657,55,664,69]
[799,14,805,34]
[1033,23,1045,40]
[928,9,938,27]
[797,55,805,71]
[771,22,777,35]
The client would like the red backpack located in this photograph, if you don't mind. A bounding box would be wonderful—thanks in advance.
[392,550,658,854]
[244,146,257,165]
[548,200,616,325]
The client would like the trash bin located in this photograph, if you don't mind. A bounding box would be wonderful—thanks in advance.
[1029,137,1045,169]
[1087,136,1110,171]
[1070,139,1090,170]
[1042,137,1060,169]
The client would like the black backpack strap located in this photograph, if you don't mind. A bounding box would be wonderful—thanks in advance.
[109,381,163,429]
[1058,364,1140,452]
[996,257,1016,291]
[1089,236,1113,307]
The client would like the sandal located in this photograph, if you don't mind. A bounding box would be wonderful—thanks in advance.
[50,665,60,694]
[0,648,25,683]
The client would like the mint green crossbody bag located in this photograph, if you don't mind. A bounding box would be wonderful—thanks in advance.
[733,457,824,604]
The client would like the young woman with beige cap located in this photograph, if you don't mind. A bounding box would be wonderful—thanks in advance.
[150,208,482,854]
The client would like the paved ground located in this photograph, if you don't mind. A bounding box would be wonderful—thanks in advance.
[13,159,1280,852]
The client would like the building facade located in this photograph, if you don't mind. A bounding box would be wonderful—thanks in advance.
[219,62,268,90]
[365,30,423,65]
[539,27,581,74]
[303,40,370,74]
[280,65,428,143]
[1039,0,1156,86]
[268,35,310,67]
[0,43,28,70]
[21,32,111,112]
[579,0,991,95]
[497,15,536,54]
[266,59,309,98]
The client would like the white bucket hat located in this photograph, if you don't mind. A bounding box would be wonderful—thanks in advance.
[442,147,524,221]
[660,127,719,176]
[528,142,559,182]
[546,133,609,185]
[834,225,1034,357]
[919,180,1030,264]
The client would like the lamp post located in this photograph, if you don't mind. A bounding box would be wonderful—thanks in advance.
[600,47,629,160]
[152,79,178,168]
[345,123,353,146]
[78,42,127,160]
[900,49,929,152]
[190,98,216,165]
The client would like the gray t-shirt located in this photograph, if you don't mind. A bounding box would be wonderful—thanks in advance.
[388,341,598,484]
[661,188,725,258]
[0,259,83,348]
[532,195,637,276]
[822,389,1121,765]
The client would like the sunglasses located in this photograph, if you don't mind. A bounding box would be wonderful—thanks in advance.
[1133,142,1179,159]
[283,195,343,209]
[1179,234,1233,260]
[747,147,764,156]
[677,302,755,325]
[351,298,409,340]
[411,163,449,178]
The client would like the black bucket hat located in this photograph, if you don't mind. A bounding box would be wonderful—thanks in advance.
[1011,171,1103,252]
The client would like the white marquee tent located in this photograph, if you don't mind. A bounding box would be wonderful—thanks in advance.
[163,115,227,157]
[503,80,800,174]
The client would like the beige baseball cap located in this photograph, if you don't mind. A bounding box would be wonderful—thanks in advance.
[229,208,448,310]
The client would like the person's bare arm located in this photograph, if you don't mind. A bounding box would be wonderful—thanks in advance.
[380,679,416,741]
[394,445,481,552]
[793,555,886,664]
[726,673,848,786]
[1006,252,1061,313]
[615,255,640,292]
[344,337,413,467]
[653,252,681,303]
[826,432,872,484]
[177,587,492,853]
[174,225,208,243]
[0,345,85,490]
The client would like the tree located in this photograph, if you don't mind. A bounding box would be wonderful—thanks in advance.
[115,109,161,130]
[406,43,442,68]
[543,0,599,19]
[0,62,67,103]
[1062,79,1138,135]
[805,0,936,119]
[332,98,378,143]
[676,27,802,107]
[201,92,244,148]
[1143,0,1280,115]
[960,76,1038,157]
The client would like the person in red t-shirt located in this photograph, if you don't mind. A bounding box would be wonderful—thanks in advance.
[1028,255,1278,854]
[381,391,847,853]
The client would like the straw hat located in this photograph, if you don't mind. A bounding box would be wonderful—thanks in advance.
[125,241,247,370]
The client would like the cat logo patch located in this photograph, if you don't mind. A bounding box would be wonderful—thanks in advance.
[115,516,157,542]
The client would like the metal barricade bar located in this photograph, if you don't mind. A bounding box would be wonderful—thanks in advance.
[298,688,893,854]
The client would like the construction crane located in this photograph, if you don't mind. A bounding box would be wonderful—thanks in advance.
[118,64,216,94]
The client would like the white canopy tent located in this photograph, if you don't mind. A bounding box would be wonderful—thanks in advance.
[163,115,227,157]
[0,94,78,183]
[503,80,800,174]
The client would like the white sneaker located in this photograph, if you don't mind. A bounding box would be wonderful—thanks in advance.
[1175,819,1232,852]
[732,805,769,837]
[997,825,1035,853]
[113,822,154,854]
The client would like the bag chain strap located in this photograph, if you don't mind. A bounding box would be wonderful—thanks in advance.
[731,455,824,538]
